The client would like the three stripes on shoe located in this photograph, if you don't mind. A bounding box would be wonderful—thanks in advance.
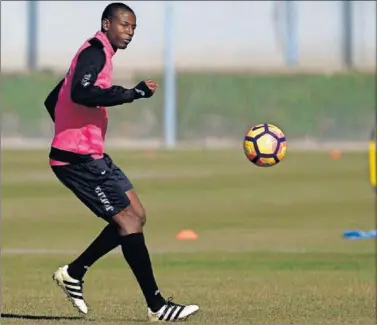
[63,280,84,300]
[158,304,186,321]
[62,277,188,321]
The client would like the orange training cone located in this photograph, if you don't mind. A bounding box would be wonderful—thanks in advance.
[330,149,342,160]
[176,229,198,241]
[145,150,156,160]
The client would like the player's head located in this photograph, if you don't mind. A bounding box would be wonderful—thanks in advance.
[101,2,136,50]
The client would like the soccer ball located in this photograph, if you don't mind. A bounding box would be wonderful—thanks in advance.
[243,123,287,167]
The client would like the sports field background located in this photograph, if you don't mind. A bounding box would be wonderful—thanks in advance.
[1,67,376,325]
[1,148,375,324]
[1,2,376,322]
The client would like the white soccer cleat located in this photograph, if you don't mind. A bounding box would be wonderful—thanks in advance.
[52,265,88,314]
[148,298,199,322]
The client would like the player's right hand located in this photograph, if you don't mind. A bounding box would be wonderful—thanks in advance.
[133,80,158,99]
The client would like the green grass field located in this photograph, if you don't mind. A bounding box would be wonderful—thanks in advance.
[1,149,375,324]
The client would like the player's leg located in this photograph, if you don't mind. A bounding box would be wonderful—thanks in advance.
[126,189,146,226]
[52,224,121,313]
[64,222,121,279]
[65,196,144,281]
[51,156,199,320]
[111,203,199,321]
[55,160,144,287]
[50,158,127,314]
[108,156,147,226]
[104,156,199,320]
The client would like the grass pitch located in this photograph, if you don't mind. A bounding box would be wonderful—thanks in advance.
[1,149,375,324]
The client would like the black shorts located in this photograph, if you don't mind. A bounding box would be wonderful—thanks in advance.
[51,152,133,221]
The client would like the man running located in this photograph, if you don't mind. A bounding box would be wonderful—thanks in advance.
[44,2,199,322]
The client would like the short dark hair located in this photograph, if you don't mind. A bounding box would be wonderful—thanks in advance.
[101,2,135,31]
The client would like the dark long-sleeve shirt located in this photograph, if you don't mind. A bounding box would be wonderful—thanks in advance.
[44,38,136,122]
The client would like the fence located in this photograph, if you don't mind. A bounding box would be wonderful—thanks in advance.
[1,1,376,148]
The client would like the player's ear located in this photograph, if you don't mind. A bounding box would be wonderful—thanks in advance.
[102,19,110,32]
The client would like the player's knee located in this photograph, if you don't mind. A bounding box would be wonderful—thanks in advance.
[112,206,143,236]
[130,200,146,226]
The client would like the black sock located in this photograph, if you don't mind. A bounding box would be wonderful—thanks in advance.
[121,233,165,312]
[68,223,121,279]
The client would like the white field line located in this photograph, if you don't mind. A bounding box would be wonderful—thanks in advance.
[1,247,311,255]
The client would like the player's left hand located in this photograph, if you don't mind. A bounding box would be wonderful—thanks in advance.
[144,79,159,93]
[133,79,159,99]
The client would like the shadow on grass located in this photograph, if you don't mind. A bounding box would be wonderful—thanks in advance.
[1,313,83,320]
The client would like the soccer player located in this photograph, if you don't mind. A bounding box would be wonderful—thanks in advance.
[43,2,199,322]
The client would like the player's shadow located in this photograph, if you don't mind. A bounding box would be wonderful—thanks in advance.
[1,313,82,320]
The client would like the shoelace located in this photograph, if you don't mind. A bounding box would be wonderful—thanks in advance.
[165,297,184,307]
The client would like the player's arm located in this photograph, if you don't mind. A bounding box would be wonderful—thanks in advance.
[71,40,154,107]
[44,78,64,122]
